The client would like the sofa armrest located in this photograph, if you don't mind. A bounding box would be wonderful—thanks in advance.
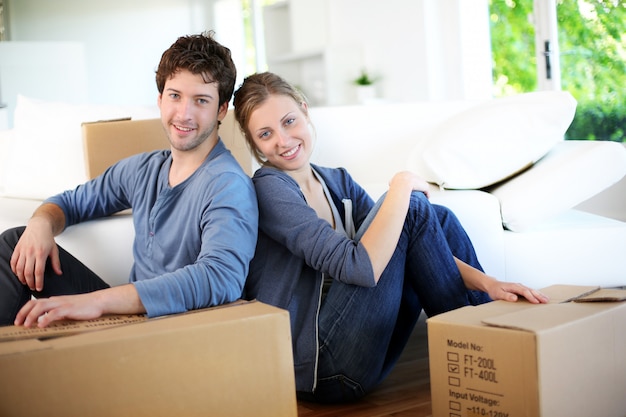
[489,140,626,231]
[0,196,133,288]
[56,214,134,287]
[575,144,626,222]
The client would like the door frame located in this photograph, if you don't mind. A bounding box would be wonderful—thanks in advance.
[533,0,561,91]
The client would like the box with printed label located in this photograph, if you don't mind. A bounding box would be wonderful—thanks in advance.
[0,300,297,417]
[427,285,626,417]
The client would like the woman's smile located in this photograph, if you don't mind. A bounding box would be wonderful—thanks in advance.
[281,144,301,159]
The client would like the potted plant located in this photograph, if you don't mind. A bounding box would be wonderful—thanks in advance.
[353,69,378,104]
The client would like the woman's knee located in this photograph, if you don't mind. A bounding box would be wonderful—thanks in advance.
[407,191,438,221]
[432,203,457,221]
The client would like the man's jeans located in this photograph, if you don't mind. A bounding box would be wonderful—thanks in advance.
[0,226,110,326]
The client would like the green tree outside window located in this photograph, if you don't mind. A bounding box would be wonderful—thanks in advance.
[490,0,626,142]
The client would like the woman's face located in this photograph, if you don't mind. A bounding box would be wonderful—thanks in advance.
[247,94,313,172]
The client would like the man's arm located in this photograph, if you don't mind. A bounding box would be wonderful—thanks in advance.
[10,203,66,292]
[15,284,147,328]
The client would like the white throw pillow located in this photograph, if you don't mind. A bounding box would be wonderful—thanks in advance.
[1,95,159,200]
[489,140,626,232]
[408,91,577,189]
[0,129,15,196]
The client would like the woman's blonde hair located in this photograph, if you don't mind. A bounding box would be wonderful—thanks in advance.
[233,72,309,165]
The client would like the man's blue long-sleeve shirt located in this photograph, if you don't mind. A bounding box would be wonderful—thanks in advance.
[46,139,258,317]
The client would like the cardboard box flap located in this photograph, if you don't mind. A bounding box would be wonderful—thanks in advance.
[0,300,249,351]
[573,288,626,302]
[426,300,528,327]
[428,285,610,331]
[539,284,600,303]
[482,301,617,333]
[0,314,148,342]
[46,300,266,350]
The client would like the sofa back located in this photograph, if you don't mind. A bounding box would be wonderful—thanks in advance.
[306,101,477,196]
[80,102,478,197]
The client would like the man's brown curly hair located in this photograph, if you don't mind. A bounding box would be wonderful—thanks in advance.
[155,31,236,108]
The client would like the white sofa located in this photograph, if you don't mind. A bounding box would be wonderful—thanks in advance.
[1,93,625,291]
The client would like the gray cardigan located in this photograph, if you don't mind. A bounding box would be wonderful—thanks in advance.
[245,164,376,393]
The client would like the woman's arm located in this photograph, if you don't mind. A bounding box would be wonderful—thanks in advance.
[359,171,430,282]
[455,258,549,304]
[255,169,376,287]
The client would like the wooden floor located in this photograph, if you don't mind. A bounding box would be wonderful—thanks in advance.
[297,314,432,417]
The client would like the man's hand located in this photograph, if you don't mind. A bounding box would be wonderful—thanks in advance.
[15,285,147,328]
[15,293,104,328]
[10,216,63,292]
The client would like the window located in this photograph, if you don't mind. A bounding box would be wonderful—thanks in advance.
[490,0,626,142]
[240,0,282,75]
[0,0,6,41]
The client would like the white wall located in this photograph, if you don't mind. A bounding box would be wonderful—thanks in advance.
[2,0,246,125]
[7,0,190,106]
[2,0,492,119]
[328,0,493,102]
[0,41,88,124]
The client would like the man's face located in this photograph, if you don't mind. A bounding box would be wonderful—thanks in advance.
[158,69,227,153]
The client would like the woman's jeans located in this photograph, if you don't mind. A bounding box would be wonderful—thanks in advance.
[306,192,491,403]
[0,226,110,326]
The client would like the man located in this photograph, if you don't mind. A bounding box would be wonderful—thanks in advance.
[0,31,258,328]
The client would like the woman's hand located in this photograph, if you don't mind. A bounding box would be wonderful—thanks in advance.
[389,171,430,198]
[484,280,550,304]
[455,258,549,304]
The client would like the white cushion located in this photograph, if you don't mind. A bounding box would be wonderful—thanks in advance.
[490,140,626,232]
[502,209,626,288]
[0,129,15,197]
[0,95,159,200]
[408,91,577,189]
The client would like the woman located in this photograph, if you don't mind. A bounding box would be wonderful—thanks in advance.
[233,72,548,403]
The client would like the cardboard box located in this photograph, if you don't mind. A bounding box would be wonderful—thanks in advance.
[427,285,626,417]
[82,118,169,179]
[81,112,253,180]
[0,301,297,417]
